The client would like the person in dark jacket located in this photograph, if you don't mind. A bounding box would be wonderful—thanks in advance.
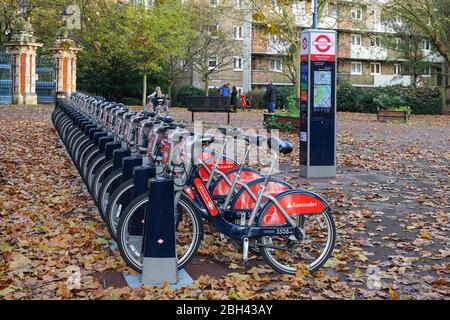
[264,79,277,114]
[230,86,238,111]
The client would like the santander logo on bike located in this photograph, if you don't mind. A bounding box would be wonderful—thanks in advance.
[194,178,218,216]
[286,201,318,209]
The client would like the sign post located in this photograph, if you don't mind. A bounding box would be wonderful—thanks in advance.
[299,29,337,178]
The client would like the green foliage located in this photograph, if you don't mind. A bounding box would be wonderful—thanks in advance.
[263,115,295,132]
[277,86,295,109]
[120,97,142,106]
[285,95,299,117]
[208,87,220,96]
[337,83,377,113]
[389,106,412,114]
[175,85,206,106]
[374,93,407,111]
[248,87,265,109]
[337,84,442,115]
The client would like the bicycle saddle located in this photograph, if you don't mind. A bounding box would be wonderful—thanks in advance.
[169,123,186,129]
[267,137,293,155]
[241,134,266,146]
[160,116,174,124]
[141,111,156,117]
[218,127,241,138]
[201,134,215,146]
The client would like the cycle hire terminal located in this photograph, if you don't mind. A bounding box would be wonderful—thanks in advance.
[299,29,337,178]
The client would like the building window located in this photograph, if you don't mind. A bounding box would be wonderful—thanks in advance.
[370,62,381,75]
[394,63,401,75]
[351,62,362,75]
[294,1,306,14]
[351,6,362,20]
[208,56,218,70]
[370,37,381,47]
[233,26,243,40]
[208,24,219,39]
[421,39,430,50]
[272,0,282,14]
[330,4,338,18]
[210,0,218,7]
[179,59,188,71]
[395,38,401,50]
[269,58,282,72]
[234,57,243,70]
[269,33,279,43]
[422,66,431,77]
[351,34,361,46]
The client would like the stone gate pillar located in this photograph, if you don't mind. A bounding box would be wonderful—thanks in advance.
[52,29,82,95]
[4,20,42,105]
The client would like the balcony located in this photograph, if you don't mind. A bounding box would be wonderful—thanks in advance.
[338,73,412,87]
[338,74,374,86]
[252,70,292,85]
[350,45,387,60]
[252,40,289,56]
[374,74,411,87]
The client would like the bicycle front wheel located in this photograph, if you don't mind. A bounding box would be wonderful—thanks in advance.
[257,196,335,274]
[117,193,203,273]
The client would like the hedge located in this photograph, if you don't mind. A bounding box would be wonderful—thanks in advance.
[175,85,206,106]
[337,84,442,115]
[174,83,442,114]
[120,97,142,106]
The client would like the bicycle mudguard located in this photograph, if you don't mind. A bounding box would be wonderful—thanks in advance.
[211,167,263,197]
[198,155,238,181]
[230,178,292,210]
[259,190,330,226]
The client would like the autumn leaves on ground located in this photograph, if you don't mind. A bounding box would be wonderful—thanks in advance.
[0,105,448,300]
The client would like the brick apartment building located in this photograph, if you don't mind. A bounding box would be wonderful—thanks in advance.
[177,0,444,94]
[126,0,445,94]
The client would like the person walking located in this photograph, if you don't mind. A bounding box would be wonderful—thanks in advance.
[147,86,163,111]
[230,86,238,111]
[264,79,277,114]
[219,83,231,97]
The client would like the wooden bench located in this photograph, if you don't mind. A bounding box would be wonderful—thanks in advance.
[377,110,408,123]
[186,96,236,124]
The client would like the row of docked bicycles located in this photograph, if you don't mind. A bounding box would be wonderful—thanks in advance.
[52,92,335,274]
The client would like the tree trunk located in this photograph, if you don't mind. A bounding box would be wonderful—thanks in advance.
[411,72,417,88]
[294,57,301,98]
[167,80,173,107]
[445,61,450,114]
[142,71,147,108]
[204,76,209,96]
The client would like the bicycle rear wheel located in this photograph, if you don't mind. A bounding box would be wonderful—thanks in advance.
[117,193,203,272]
[97,169,123,220]
[105,179,134,240]
[257,191,335,274]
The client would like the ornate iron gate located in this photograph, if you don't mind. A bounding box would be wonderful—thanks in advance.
[36,57,56,104]
[0,53,13,104]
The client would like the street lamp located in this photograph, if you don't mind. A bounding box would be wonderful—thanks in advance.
[312,0,318,29]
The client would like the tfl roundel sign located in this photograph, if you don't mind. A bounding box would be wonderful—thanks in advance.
[312,35,333,53]
[300,30,336,62]
[301,37,308,50]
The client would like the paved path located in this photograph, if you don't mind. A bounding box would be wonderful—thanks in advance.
[0,105,448,299]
